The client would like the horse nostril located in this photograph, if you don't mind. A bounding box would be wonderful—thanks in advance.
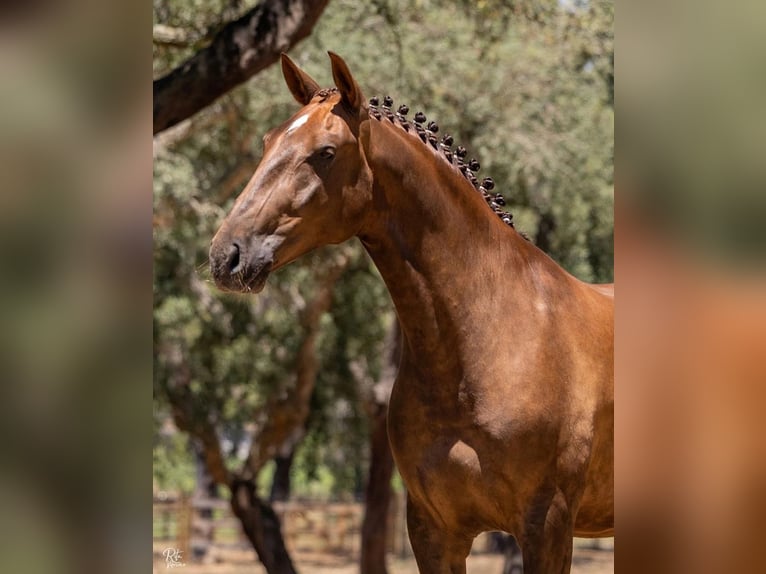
[226,243,241,274]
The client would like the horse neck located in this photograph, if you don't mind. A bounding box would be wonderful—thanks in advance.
[357,119,554,379]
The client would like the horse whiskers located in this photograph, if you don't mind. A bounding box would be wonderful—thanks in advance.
[195,260,211,274]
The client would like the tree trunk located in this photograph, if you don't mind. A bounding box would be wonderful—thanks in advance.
[502,535,523,574]
[230,478,298,574]
[270,449,296,502]
[360,400,395,574]
[153,0,330,134]
[488,533,523,574]
[535,210,556,254]
[360,322,401,574]
[191,442,219,562]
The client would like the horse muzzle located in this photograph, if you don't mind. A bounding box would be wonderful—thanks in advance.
[209,234,282,294]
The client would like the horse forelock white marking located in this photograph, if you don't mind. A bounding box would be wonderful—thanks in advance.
[286,114,310,135]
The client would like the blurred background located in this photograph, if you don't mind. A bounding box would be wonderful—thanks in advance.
[2,0,763,572]
[152,1,613,573]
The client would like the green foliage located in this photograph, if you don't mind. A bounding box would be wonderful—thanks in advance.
[153,419,196,494]
[153,0,613,498]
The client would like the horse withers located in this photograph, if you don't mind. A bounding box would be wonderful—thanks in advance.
[210,52,614,573]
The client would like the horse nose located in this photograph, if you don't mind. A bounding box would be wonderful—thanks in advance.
[225,242,241,274]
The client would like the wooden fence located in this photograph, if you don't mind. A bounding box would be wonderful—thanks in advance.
[152,492,526,566]
[153,491,414,563]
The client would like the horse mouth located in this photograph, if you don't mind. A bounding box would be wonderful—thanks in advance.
[211,262,272,294]
[240,263,272,293]
[214,261,272,294]
[210,233,285,294]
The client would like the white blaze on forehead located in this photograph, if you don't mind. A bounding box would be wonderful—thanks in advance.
[286,113,310,135]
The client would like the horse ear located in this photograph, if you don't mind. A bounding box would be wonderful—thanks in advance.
[328,51,363,113]
[281,53,320,106]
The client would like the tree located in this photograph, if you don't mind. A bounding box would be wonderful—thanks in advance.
[155,241,355,573]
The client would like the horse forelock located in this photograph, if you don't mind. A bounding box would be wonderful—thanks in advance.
[280,89,344,140]
[315,87,339,100]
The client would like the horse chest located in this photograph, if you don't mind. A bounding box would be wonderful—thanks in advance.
[389,421,502,529]
[388,378,536,529]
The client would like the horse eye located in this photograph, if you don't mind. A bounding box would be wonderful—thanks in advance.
[318,146,336,160]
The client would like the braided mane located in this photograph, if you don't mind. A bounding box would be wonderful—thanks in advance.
[367,95,524,235]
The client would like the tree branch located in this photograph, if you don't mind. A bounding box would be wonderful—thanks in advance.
[153,0,330,135]
[161,342,232,485]
[153,24,197,47]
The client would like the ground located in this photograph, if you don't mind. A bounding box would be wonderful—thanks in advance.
[153,543,614,573]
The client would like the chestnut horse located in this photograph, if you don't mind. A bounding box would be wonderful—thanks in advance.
[210,53,613,573]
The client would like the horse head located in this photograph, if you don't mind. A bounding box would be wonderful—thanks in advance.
[209,53,371,293]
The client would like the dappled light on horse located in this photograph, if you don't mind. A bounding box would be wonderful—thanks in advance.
[210,52,613,573]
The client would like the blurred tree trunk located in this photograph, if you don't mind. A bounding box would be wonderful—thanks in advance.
[153,0,330,134]
[270,448,297,502]
[360,323,401,574]
[488,532,523,574]
[502,535,523,574]
[360,400,394,574]
[535,211,556,254]
[190,442,219,562]
[231,479,298,574]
